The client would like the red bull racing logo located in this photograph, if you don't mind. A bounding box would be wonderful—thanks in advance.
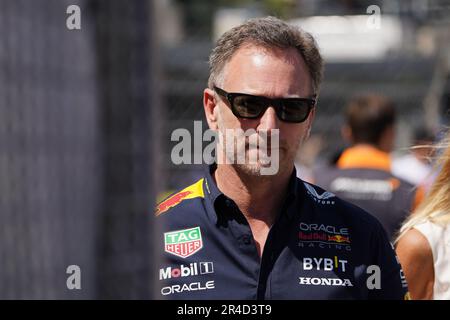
[298,223,352,251]
[327,235,351,244]
[156,191,192,215]
[155,178,205,216]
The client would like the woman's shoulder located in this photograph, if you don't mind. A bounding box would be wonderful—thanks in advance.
[397,227,433,259]
[414,218,450,245]
[396,228,435,299]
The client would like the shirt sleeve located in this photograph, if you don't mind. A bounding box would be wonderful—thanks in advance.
[368,223,410,300]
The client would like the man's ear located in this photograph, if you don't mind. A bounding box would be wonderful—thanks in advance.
[203,88,218,130]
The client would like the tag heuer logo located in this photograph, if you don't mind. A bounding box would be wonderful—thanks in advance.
[164,227,203,258]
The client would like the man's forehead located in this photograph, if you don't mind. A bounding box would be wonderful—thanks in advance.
[220,44,312,95]
[229,44,304,66]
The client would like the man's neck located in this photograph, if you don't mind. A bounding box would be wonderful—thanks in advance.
[214,164,292,225]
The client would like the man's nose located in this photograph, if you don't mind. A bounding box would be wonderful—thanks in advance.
[258,106,279,131]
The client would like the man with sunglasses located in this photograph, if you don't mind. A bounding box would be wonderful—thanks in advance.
[155,16,409,300]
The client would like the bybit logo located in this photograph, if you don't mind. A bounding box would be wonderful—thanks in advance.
[302,256,348,272]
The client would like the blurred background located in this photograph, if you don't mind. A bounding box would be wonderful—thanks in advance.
[1,0,450,299]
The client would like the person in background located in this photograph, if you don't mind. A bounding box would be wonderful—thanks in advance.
[392,127,434,189]
[314,94,418,241]
[396,131,450,299]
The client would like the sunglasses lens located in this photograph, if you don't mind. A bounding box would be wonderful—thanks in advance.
[223,88,315,123]
[233,96,266,118]
[278,100,311,122]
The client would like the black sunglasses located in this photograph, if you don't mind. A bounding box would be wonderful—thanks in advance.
[214,86,316,123]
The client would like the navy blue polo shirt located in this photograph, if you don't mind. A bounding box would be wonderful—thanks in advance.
[154,165,409,300]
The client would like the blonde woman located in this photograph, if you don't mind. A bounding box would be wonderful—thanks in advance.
[396,133,450,299]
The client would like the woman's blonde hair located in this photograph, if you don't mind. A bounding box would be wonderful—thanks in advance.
[396,130,450,243]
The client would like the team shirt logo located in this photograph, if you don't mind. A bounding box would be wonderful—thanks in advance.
[299,256,353,287]
[155,178,205,216]
[157,191,193,215]
[304,183,336,205]
[159,262,214,280]
[164,227,203,258]
[298,223,352,251]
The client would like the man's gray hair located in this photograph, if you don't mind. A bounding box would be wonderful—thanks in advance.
[208,16,324,94]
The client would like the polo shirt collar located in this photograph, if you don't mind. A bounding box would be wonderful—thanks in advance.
[202,164,299,224]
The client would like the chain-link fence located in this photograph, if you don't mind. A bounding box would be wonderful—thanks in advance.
[0,0,159,299]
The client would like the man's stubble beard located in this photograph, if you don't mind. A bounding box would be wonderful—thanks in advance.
[216,113,303,178]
